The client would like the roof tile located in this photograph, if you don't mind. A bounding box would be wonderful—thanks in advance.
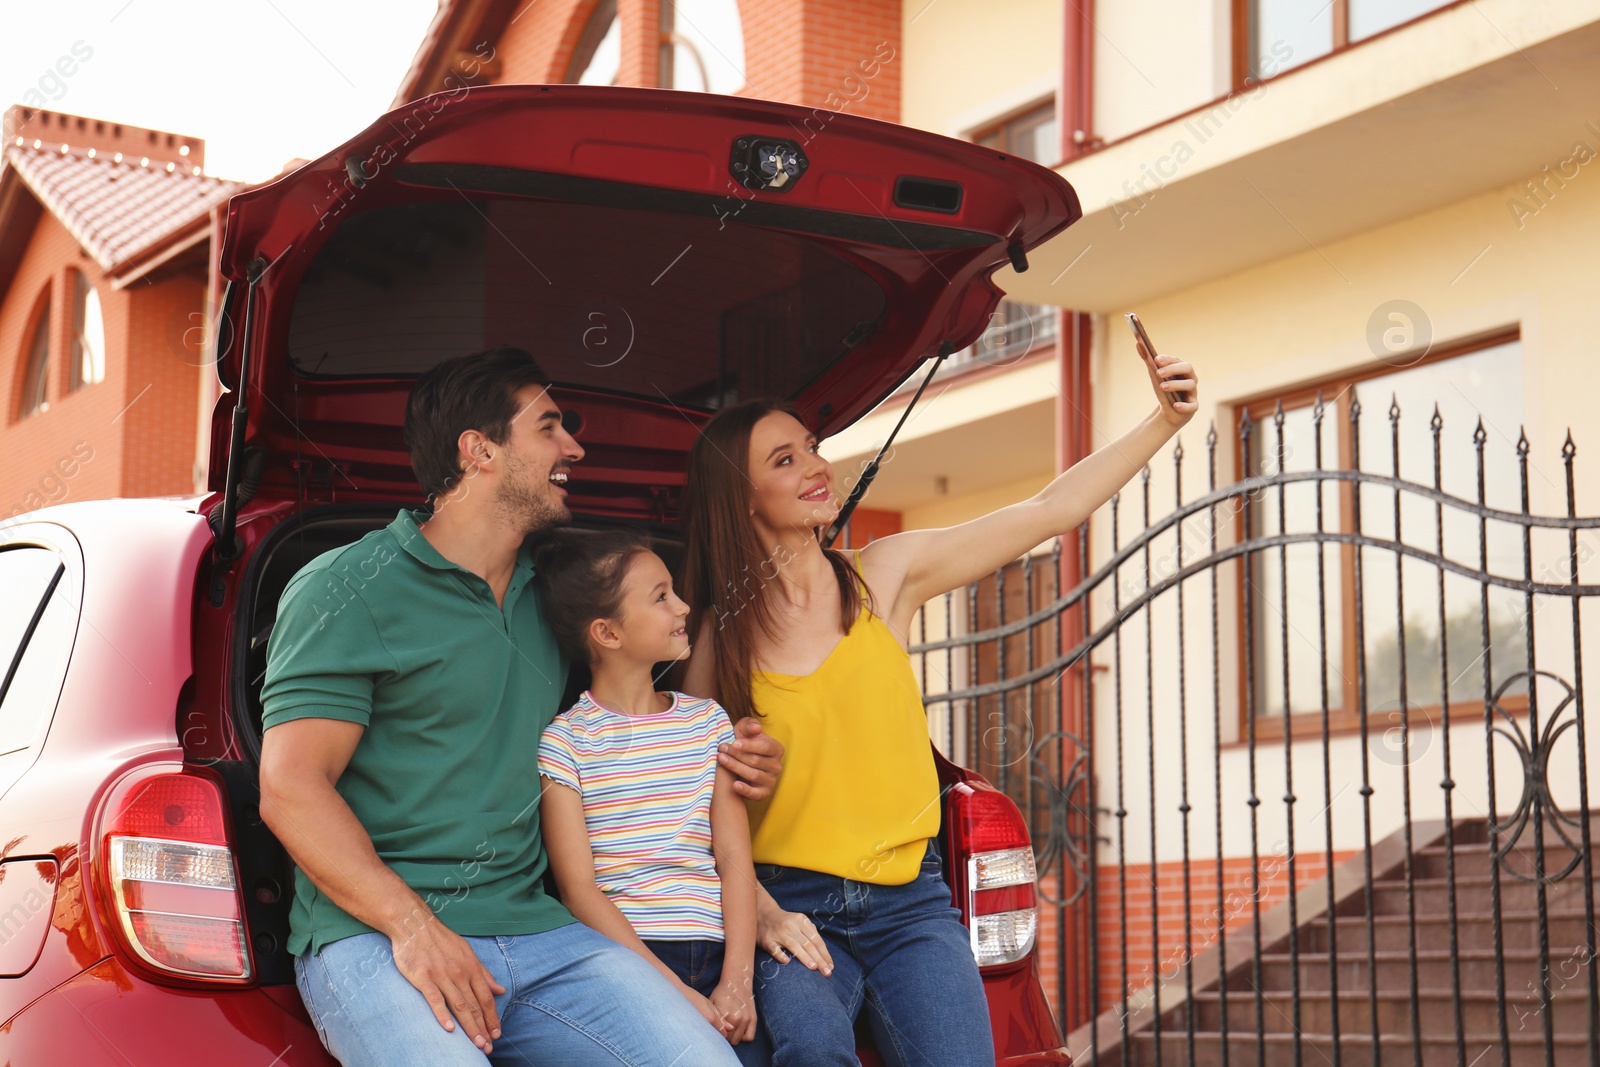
[1,143,243,276]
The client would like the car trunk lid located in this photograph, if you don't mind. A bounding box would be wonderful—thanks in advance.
[209,84,1080,521]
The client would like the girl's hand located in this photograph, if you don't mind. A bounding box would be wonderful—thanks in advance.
[1140,345,1198,427]
[710,978,757,1043]
[680,984,733,1037]
[756,897,833,975]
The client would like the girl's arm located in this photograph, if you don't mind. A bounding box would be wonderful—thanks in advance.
[539,778,731,1034]
[709,766,758,1041]
[864,352,1198,635]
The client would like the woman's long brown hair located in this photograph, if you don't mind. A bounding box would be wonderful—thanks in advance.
[679,400,865,722]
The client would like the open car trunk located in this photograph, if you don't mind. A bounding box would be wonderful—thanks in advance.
[207,84,1080,520]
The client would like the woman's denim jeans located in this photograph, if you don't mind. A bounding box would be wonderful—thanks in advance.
[752,848,995,1067]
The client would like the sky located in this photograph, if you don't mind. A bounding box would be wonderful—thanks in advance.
[0,0,443,182]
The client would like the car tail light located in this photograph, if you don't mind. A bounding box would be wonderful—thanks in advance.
[97,767,253,983]
[948,781,1038,968]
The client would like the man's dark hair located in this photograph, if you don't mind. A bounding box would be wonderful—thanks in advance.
[533,528,655,664]
[404,346,551,501]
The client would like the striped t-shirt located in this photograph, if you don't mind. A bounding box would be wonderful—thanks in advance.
[537,691,735,940]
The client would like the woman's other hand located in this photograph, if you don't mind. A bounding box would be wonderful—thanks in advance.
[718,718,784,800]
[1140,344,1198,427]
[756,895,833,975]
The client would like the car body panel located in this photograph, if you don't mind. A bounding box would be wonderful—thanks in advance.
[0,504,214,1021]
[1,957,323,1062]
[0,859,57,977]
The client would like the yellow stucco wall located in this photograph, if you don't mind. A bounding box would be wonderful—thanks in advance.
[899,0,1062,146]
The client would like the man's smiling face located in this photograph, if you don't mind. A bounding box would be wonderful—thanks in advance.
[492,383,585,534]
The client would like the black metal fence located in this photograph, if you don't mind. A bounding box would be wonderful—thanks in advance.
[910,395,1600,1066]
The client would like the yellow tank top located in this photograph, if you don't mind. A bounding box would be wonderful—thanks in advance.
[746,573,940,886]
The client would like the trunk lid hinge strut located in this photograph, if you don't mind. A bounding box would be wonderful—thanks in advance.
[823,341,952,549]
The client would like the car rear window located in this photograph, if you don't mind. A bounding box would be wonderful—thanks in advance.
[287,198,888,409]
[0,545,74,756]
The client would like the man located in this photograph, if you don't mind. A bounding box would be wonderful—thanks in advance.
[260,347,783,1066]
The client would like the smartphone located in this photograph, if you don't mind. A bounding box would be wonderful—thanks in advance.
[1125,312,1189,405]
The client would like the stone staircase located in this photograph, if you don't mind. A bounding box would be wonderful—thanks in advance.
[1073,816,1600,1067]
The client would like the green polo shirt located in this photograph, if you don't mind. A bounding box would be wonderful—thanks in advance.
[261,509,573,955]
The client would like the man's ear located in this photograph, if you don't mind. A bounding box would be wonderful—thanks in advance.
[589,617,623,652]
[457,428,495,477]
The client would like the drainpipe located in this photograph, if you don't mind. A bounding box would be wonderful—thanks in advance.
[1061,0,1097,159]
[1054,307,1094,1033]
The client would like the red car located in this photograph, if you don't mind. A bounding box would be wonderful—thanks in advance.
[0,85,1078,1064]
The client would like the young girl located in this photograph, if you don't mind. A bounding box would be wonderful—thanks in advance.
[679,346,1198,1066]
[535,529,767,1065]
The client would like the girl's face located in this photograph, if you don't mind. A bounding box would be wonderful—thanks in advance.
[745,411,839,538]
[599,551,692,665]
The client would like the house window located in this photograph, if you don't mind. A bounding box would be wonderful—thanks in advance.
[70,271,105,390]
[567,0,621,85]
[973,102,1059,167]
[17,292,51,419]
[1238,0,1455,85]
[1239,332,1527,738]
[661,0,745,95]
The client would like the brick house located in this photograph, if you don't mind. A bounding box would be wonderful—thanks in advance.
[0,108,240,517]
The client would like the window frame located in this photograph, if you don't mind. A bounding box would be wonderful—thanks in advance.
[69,269,105,392]
[15,286,52,421]
[1231,325,1527,743]
[1230,0,1468,92]
[972,99,1060,168]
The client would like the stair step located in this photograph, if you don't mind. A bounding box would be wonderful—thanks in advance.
[1358,875,1594,917]
[1254,948,1595,992]
[1431,816,1600,850]
[1174,987,1594,1036]
[1413,842,1597,880]
[1299,911,1594,954]
[1126,1029,1598,1067]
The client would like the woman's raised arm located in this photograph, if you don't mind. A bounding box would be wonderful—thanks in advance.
[864,351,1197,634]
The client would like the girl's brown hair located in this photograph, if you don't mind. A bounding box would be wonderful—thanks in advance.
[679,400,865,722]
[534,528,655,665]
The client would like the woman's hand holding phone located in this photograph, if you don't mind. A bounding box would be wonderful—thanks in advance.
[1126,312,1198,428]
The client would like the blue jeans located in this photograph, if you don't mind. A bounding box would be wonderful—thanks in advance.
[752,849,994,1067]
[295,922,741,1066]
[641,938,773,1067]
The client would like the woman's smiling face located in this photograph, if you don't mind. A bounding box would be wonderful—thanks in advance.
[745,410,839,538]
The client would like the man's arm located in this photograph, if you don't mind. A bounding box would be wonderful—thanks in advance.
[259,718,505,1054]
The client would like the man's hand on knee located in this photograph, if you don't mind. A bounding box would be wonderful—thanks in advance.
[389,913,506,1053]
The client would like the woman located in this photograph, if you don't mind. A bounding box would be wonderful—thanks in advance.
[680,344,1198,1067]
